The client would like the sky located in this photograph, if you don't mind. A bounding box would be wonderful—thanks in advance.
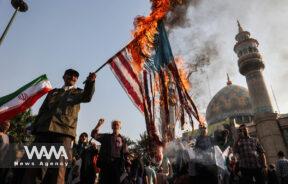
[167,0,288,114]
[1,0,288,141]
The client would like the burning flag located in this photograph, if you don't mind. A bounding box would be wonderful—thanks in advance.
[108,21,200,157]
[0,75,52,122]
[103,0,202,163]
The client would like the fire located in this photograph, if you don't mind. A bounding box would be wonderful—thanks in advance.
[150,57,191,104]
[129,0,187,73]
[198,114,206,126]
[175,56,191,91]
[127,0,201,160]
[130,0,171,72]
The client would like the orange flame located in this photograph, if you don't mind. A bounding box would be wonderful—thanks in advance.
[174,56,191,91]
[130,0,171,72]
[198,114,206,127]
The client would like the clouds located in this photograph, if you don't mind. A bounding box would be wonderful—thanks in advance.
[166,0,288,114]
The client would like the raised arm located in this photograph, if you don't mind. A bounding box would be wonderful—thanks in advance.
[91,118,105,141]
[81,73,96,103]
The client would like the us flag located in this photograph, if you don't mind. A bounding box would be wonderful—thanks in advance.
[108,41,161,142]
[107,21,200,142]
[108,46,146,114]
[107,21,175,117]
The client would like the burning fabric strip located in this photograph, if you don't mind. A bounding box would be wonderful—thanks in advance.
[108,20,202,162]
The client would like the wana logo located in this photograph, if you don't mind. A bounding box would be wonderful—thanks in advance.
[24,146,68,160]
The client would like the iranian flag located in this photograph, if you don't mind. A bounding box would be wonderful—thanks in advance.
[0,75,52,122]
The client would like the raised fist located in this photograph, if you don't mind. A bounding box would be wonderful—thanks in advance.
[87,72,96,82]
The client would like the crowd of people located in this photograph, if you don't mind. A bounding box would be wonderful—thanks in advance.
[0,69,288,184]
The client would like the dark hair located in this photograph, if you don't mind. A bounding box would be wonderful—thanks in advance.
[80,132,88,138]
[278,151,285,157]
[0,120,10,132]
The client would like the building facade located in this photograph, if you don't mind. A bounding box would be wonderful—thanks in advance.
[204,22,288,163]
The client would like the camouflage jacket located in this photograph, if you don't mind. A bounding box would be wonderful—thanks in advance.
[33,81,95,138]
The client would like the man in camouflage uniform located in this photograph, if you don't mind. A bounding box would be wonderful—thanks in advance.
[22,69,96,184]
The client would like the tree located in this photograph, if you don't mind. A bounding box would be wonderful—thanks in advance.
[130,132,150,159]
[123,136,136,149]
[9,109,36,143]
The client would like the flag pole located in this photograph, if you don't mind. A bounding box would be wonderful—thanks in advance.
[93,60,112,74]
[82,60,112,84]
[82,39,136,84]
[0,0,28,47]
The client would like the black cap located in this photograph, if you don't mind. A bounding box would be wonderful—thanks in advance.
[64,69,79,77]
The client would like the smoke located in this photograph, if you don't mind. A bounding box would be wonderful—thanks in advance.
[165,0,288,114]
[165,0,201,29]
[187,38,219,74]
[164,140,229,173]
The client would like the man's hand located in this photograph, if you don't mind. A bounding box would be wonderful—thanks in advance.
[87,72,96,82]
[91,118,104,138]
[97,118,105,126]
[94,118,105,130]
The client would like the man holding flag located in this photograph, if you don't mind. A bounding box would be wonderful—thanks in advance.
[22,69,96,184]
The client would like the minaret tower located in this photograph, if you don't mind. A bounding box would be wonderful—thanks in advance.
[234,21,287,163]
[234,21,273,114]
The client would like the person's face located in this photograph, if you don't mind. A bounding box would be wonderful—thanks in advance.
[79,135,88,143]
[154,145,164,164]
[128,154,135,161]
[0,120,10,133]
[63,74,78,86]
[112,121,121,134]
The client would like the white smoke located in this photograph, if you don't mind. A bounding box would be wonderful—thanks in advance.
[167,0,288,114]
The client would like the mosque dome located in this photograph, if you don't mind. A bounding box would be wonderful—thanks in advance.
[206,76,253,125]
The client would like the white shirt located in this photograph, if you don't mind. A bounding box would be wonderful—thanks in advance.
[62,85,76,91]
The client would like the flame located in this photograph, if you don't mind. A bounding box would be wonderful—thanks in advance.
[198,114,206,126]
[147,58,191,93]
[174,56,191,91]
[153,73,160,92]
[129,0,187,74]
[130,0,171,72]
[129,0,201,137]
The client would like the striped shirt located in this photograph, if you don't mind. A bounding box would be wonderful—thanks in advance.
[233,137,265,169]
[276,158,288,177]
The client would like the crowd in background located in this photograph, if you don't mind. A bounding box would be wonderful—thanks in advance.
[0,69,288,184]
[1,118,288,184]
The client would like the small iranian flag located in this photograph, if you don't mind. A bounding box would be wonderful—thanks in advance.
[0,75,52,122]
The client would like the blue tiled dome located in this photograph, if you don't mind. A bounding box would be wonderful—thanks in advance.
[206,84,253,125]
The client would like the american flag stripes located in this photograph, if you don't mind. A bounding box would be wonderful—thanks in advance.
[107,21,201,144]
[108,47,145,113]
